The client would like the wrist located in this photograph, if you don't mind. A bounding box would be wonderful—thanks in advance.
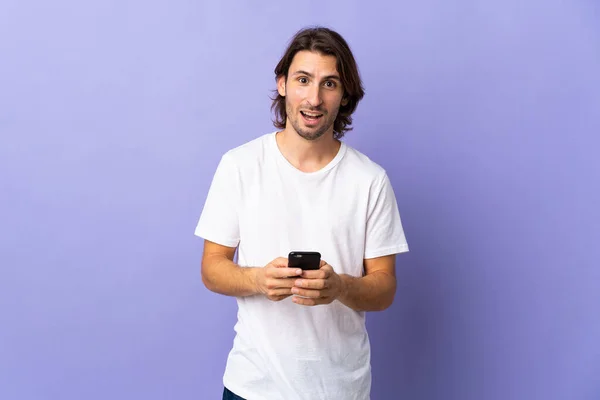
[338,274,352,300]
[244,267,262,295]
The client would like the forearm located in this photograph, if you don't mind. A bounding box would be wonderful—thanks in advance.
[201,255,259,297]
[338,271,396,312]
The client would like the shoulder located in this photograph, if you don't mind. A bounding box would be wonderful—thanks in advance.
[341,143,388,183]
[219,132,274,168]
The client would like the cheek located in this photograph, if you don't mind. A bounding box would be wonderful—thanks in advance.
[324,94,344,111]
[291,86,306,100]
[285,88,305,112]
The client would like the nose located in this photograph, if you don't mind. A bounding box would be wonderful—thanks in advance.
[306,83,323,108]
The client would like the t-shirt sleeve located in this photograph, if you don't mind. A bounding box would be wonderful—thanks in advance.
[194,153,240,248]
[364,172,409,259]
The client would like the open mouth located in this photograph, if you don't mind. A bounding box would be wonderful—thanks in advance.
[300,111,323,122]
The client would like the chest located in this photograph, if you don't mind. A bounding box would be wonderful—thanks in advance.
[237,168,369,265]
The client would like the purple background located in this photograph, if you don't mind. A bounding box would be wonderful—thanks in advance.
[1,0,599,399]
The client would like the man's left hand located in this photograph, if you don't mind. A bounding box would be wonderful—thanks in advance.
[291,261,346,306]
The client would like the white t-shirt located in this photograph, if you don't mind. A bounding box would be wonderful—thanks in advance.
[195,132,409,400]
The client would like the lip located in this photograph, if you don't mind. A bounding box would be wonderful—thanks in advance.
[300,110,323,126]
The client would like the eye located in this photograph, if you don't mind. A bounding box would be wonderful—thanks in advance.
[298,77,308,84]
[324,81,337,88]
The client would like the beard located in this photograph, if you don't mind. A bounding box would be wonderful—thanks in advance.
[285,99,338,141]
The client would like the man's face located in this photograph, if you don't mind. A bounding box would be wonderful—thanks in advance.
[277,50,348,141]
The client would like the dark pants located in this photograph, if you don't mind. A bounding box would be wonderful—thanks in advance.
[222,387,246,400]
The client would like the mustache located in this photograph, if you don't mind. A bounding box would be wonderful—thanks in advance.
[300,107,325,113]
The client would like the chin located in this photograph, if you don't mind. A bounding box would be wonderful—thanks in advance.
[293,123,330,141]
[298,130,326,141]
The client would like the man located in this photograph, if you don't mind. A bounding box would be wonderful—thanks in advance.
[195,26,409,400]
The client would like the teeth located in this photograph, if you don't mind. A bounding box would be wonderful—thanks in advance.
[303,112,322,117]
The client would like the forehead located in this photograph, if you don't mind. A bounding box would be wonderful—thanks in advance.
[288,50,339,76]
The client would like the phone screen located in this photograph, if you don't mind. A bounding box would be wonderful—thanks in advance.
[288,251,321,270]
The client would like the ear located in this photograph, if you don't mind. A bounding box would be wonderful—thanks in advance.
[277,75,286,97]
[341,96,349,107]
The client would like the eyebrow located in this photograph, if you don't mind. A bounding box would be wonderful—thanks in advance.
[291,70,341,82]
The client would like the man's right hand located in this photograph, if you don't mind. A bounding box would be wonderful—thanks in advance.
[254,257,303,301]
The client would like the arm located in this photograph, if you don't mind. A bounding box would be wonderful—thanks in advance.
[291,254,397,311]
[201,240,257,297]
[201,240,303,300]
[338,254,397,311]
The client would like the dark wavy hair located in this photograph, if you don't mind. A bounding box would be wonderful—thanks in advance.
[271,26,365,139]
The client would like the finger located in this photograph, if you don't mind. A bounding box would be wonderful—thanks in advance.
[292,296,332,306]
[269,267,303,279]
[294,278,327,290]
[266,288,293,297]
[269,277,300,289]
[300,269,327,279]
[270,257,289,268]
[291,287,322,298]
[320,264,333,276]
[319,260,327,268]
[294,286,334,298]
[268,294,291,302]
[266,277,301,291]
[292,295,316,306]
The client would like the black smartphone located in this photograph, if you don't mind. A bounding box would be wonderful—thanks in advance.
[288,251,321,270]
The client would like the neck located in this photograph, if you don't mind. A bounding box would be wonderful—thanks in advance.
[276,127,341,173]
